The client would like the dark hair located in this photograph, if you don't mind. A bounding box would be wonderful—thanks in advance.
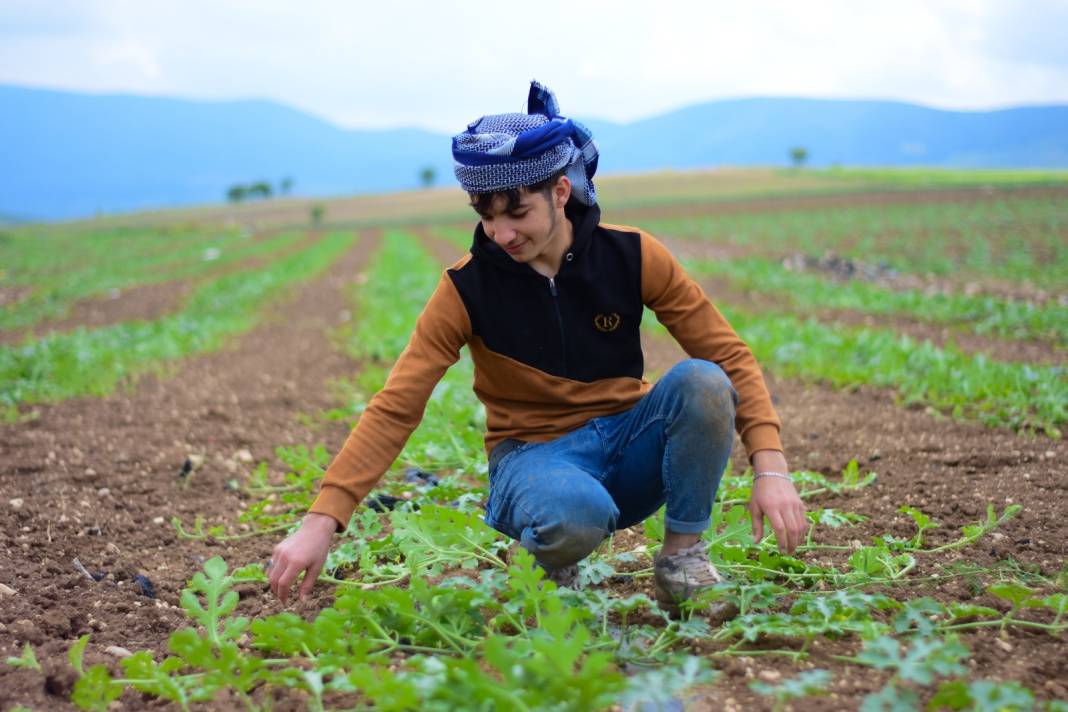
[468,167,568,215]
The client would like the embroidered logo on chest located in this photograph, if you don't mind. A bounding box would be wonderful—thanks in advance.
[594,313,621,332]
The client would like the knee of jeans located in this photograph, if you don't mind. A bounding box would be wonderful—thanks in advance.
[665,359,738,414]
[525,487,618,569]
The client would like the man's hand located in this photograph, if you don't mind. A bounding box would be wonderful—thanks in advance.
[268,512,337,604]
[748,449,807,554]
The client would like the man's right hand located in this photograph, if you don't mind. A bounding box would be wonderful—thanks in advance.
[268,512,338,605]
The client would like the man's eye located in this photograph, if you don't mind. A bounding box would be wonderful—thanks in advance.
[510,212,529,219]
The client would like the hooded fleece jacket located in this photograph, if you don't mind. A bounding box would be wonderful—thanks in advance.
[310,201,783,530]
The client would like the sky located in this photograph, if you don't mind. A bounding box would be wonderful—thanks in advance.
[2,0,1068,133]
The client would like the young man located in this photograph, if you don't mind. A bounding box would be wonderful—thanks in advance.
[269,82,807,615]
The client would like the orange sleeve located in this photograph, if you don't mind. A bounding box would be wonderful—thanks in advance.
[639,230,783,458]
[309,271,472,530]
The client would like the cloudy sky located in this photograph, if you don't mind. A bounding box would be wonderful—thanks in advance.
[2,0,1067,132]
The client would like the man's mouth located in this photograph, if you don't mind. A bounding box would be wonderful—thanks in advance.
[503,240,526,254]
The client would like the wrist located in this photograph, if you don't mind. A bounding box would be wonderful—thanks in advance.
[753,471,792,484]
[751,448,788,474]
[303,512,340,534]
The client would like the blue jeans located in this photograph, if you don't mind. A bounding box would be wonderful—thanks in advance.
[483,359,737,570]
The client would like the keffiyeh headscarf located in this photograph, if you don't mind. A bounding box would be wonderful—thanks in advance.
[452,81,600,206]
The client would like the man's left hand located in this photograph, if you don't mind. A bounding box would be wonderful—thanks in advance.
[748,449,807,554]
[749,476,808,554]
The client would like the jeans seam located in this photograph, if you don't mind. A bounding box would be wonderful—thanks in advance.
[488,446,539,539]
[624,413,667,451]
[661,420,672,514]
[601,413,668,483]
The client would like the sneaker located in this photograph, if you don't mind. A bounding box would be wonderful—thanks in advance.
[543,563,579,589]
[653,542,738,623]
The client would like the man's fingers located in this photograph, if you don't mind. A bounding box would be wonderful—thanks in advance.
[749,502,764,544]
[790,508,807,553]
[794,503,810,545]
[267,552,285,594]
[767,509,789,553]
[275,561,304,605]
[299,559,324,602]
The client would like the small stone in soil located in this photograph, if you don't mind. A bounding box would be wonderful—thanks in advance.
[0,583,16,596]
[9,498,24,509]
[366,494,405,512]
[403,467,440,487]
[178,453,205,479]
[133,574,157,598]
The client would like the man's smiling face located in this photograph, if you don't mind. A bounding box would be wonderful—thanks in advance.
[475,189,559,263]
[471,175,574,267]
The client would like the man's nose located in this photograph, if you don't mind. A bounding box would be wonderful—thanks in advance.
[492,220,517,243]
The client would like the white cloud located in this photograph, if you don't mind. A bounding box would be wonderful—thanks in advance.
[1,0,1066,132]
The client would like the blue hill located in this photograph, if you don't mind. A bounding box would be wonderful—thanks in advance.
[3,85,1067,220]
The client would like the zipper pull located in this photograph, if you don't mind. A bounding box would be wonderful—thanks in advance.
[548,277,557,296]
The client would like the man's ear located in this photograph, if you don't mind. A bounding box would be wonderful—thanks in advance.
[553,175,572,209]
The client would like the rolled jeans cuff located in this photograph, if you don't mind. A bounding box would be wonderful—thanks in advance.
[665,515,710,535]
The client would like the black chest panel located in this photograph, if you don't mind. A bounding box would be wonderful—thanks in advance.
[448,226,645,383]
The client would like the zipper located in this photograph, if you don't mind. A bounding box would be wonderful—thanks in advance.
[548,277,568,376]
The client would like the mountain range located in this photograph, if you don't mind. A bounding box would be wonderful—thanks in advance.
[3,84,1067,221]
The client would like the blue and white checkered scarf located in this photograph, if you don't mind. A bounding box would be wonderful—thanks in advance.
[452,81,600,206]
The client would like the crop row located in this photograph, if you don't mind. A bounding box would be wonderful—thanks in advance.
[0,226,314,333]
[335,229,486,477]
[0,231,356,416]
[644,301,1065,436]
[641,194,1068,288]
[685,256,1068,348]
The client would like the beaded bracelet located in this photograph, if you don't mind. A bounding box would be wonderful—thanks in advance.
[753,471,792,482]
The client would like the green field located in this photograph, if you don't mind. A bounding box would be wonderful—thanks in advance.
[2,168,1067,711]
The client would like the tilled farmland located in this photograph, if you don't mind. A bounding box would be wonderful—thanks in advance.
[1,174,1066,711]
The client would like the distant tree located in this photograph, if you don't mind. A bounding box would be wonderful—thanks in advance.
[248,181,273,199]
[279,176,294,195]
[419,166,436,189]
[789,146,809,169]
[310,203,326,226]
[226,184,249,203]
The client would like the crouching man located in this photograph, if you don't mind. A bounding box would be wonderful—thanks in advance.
[269,81,807,618]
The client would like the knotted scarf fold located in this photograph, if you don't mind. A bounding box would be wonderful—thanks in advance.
[452,81,599,206]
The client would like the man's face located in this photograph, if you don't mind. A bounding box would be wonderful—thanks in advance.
[475,189,559,264]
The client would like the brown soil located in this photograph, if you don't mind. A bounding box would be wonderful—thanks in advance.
[0,281,197,347]
[0,230,328,347]
[0,230,378,710]
[0,286,32,310]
